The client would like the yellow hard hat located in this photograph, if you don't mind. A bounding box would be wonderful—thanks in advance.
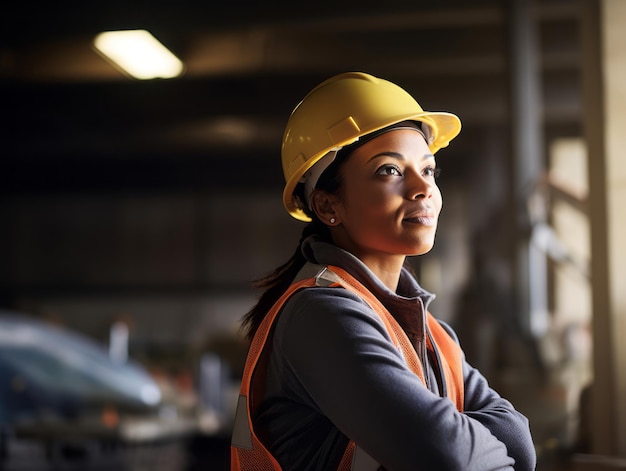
[281,71,462,222]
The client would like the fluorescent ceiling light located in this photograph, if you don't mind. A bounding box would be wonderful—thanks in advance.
[94,29,184,80]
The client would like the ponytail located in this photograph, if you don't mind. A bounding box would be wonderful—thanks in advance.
[241,149,347,341]
[240,218,331,341]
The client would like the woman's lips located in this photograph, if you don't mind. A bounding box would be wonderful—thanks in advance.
[403,213,437,226]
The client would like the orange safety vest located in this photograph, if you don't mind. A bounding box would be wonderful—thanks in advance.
[231,265,465,471]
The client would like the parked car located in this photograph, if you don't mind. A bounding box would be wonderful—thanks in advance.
[0,310,161,429]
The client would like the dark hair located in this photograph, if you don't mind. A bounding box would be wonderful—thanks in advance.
[240,152,347,341]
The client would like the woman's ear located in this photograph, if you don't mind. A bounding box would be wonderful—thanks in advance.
[310,190,340,226]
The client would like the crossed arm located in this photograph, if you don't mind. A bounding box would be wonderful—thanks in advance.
[274,288,536,470]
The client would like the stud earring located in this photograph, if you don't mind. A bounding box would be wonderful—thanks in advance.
[329,218,336,224]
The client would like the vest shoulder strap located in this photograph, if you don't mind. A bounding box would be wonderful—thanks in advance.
[324,265,464,409]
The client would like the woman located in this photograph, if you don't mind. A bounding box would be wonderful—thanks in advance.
[231,72,536,470]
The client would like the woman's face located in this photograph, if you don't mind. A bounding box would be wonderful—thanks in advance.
[330,129,442,262]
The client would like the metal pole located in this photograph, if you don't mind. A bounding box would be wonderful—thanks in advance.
[508,0,548,337]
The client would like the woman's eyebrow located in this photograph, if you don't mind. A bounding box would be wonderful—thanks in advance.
[367,151,436,163]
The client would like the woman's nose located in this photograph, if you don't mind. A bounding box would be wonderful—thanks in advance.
[406,170,433,200]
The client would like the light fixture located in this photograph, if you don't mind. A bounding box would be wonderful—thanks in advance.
[94,29,184,80]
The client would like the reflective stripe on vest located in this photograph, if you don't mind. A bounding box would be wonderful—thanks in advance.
[230,265,464,470]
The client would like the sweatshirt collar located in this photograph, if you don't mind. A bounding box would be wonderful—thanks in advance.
[301,235,436,311]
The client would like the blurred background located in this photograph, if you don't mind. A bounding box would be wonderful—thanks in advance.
[1,0,625,469]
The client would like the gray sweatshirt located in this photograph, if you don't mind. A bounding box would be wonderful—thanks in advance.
[254,236,536,470]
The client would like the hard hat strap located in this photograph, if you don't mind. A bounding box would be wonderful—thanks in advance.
[302,149,339,211]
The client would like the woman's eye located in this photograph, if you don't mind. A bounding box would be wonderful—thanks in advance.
[376,165,402,176]
[423,166,442,178]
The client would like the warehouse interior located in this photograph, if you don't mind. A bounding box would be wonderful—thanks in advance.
[2,0,625,469]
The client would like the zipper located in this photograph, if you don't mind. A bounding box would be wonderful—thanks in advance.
[416,297,431,392]
[427,328,447,398]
